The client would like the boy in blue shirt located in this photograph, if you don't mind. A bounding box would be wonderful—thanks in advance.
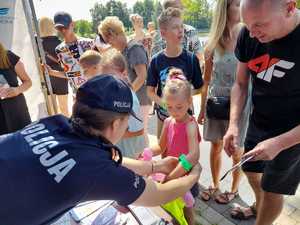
[147,7,203,138]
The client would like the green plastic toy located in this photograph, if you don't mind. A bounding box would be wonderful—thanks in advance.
[162,198,188,225]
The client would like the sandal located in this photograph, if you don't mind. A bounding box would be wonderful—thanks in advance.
[215,191,239,204]
[200,186,219,201]
[231,203,257,220]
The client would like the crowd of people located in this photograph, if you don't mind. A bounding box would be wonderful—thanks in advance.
[0,0,300,225]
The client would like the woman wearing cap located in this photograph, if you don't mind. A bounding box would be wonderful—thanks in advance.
[0,74,201,225]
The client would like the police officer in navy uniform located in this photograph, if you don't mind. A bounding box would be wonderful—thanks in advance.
[0,75,201,225]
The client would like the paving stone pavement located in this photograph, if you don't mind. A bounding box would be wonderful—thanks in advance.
[193,185,255,225]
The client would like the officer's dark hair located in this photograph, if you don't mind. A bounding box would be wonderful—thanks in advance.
[71,101,129,164]
[71,101,129,137]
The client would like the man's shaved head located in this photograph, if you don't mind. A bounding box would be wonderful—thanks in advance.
[240,0,298,43]
[241,0,288,10]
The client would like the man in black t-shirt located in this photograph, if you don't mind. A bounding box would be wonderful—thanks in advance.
[223,0,300,224]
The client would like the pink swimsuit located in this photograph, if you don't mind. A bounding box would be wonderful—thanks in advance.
[165,116,201,158]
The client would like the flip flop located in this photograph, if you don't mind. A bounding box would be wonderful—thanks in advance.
[215,191,239,204]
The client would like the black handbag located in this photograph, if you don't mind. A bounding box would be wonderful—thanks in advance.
[206,96,230,120]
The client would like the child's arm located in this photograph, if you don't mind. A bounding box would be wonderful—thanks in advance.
[149,119,169,156]
[165,120,201,181]
[147,86,164,106]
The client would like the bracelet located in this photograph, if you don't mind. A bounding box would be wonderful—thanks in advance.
[179,154,193,172]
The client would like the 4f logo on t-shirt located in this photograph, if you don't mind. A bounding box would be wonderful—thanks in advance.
[248,54,295,82]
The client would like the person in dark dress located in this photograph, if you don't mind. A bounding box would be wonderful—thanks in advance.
[39,17,69,116]
[0,42,32,135]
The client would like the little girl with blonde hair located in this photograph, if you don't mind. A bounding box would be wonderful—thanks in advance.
[149,67,201,225]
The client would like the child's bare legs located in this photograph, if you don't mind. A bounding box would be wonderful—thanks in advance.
[184,207,195,225]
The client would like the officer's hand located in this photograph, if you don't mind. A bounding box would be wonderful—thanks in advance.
[154,157,178,175]
[188,163,202,181]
